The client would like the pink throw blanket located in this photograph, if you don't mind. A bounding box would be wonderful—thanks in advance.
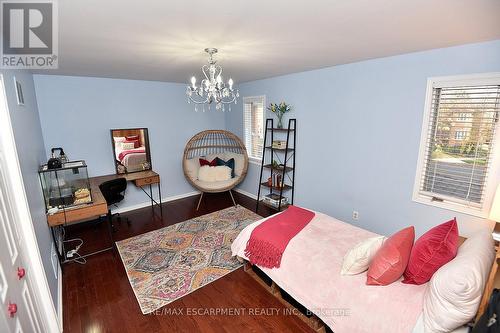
[118,148,145,161]
[244,205,315,268]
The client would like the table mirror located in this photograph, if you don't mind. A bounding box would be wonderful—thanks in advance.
[110,128,152,174]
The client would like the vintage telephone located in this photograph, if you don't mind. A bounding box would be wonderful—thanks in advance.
[47,147,68,169]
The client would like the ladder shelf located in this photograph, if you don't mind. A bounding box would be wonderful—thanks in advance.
[256,118,297,212]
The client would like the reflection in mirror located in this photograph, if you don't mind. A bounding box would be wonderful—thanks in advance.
[110,128,152,174]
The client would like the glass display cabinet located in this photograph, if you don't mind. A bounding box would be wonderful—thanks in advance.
[38,160,92,211]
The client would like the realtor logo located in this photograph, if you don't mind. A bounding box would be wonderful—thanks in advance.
[1,0,58,69]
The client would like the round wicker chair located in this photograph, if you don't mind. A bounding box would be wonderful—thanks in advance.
[183,130,249,209]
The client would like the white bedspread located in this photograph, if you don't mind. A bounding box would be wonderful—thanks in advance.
[231,211,428,333]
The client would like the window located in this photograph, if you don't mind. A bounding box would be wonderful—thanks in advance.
[454,130,468,141]
[457,112,471,122]
[413,74,500,217]
[243,96,265,161]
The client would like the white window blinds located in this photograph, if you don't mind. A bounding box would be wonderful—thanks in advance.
[243,96,265,160]
[416,82,500,211]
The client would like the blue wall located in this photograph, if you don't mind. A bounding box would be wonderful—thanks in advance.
[34,76,226,208]
[226,40,500,237]
[1,70,59,306]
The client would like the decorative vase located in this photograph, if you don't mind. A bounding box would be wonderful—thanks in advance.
[277,114,284,129]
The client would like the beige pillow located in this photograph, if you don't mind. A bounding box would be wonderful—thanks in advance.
[198,165,231,182]
[121,142,135,150]
[423,230,495,333]
[214,165,232,181]
[341,236,386,275]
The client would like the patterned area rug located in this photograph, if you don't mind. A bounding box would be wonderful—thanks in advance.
[116,205,262,314]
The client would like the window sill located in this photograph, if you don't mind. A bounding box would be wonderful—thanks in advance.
[412,194,488,219]
[248,157,262,166]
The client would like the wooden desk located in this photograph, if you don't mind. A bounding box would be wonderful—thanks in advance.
[91,170,163,216]
[46,170,162,263]
[46,177,109,227]
[46,170,162,227]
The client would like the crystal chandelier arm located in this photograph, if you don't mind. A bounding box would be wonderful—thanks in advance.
[186,47,238,109]
[201,64,210,82]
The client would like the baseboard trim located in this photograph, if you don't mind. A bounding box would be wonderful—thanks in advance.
[57,264,62,331]
[233,188,258,200]
[113,191,200,214]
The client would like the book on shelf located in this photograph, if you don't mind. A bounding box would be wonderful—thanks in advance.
[271,140,287,149]
[262,193,288,208]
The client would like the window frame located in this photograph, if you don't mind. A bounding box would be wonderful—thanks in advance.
[412,72,500,218]
[242,95,266,164]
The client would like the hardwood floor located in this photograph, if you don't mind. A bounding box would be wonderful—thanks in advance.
[62,191,313,333]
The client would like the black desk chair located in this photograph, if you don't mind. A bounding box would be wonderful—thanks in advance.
[99,178,128,230]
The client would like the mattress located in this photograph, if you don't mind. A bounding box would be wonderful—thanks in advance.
[412,314,468,333]
[231,211,428,333]
[115,146,147,167]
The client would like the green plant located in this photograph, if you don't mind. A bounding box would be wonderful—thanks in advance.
[267,102,292,117]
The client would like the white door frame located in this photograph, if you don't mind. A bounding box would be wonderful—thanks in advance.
[0,75,60,332]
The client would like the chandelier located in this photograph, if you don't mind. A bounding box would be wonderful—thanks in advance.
[186,48,239,112]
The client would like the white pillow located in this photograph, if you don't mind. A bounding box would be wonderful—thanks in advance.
[341,236,386,275]
[423,230,495,333]
[121,142,135,150]
[214,165,232,181]
[198,165,231,182]
[198,165,215,182]
[113,136,126,143]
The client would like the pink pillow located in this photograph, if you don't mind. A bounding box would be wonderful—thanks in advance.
[366,226,415,286]
[402,218,459,285]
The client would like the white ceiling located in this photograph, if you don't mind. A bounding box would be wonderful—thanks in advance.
[35,0,500,83]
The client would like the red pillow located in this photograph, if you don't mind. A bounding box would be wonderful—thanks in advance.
[366,226,415,286]
[126,135,139,140]
[199,158,217,167]
[402,218,459,285]
[126,135,141,146]
[124,139,140,148]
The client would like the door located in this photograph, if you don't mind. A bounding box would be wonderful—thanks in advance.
[0,79,43,331]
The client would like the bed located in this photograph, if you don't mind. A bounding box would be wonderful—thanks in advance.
[114,145,147,172]
[231,210,488,333]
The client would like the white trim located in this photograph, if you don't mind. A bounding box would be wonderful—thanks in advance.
[57,267,62,329]
[248,157,262,166]
[412,72,500,218]
[0,75,60,332]
[243,95,266,161]
[428,72,500,88]
[233,187,258,200]
[113,191,199,214]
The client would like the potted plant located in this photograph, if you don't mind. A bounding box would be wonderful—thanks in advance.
[268,102,291,129]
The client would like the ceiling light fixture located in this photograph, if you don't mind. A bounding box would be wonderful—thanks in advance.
[186,48,239,112]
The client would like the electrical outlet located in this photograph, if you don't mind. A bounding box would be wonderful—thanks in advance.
[352,211,359,220]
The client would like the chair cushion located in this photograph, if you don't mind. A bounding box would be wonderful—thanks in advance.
[366,226,415,286]
[193,177,239,191]
[341,236,386,275]
[184,157,199,181]
[403,218,459,285]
